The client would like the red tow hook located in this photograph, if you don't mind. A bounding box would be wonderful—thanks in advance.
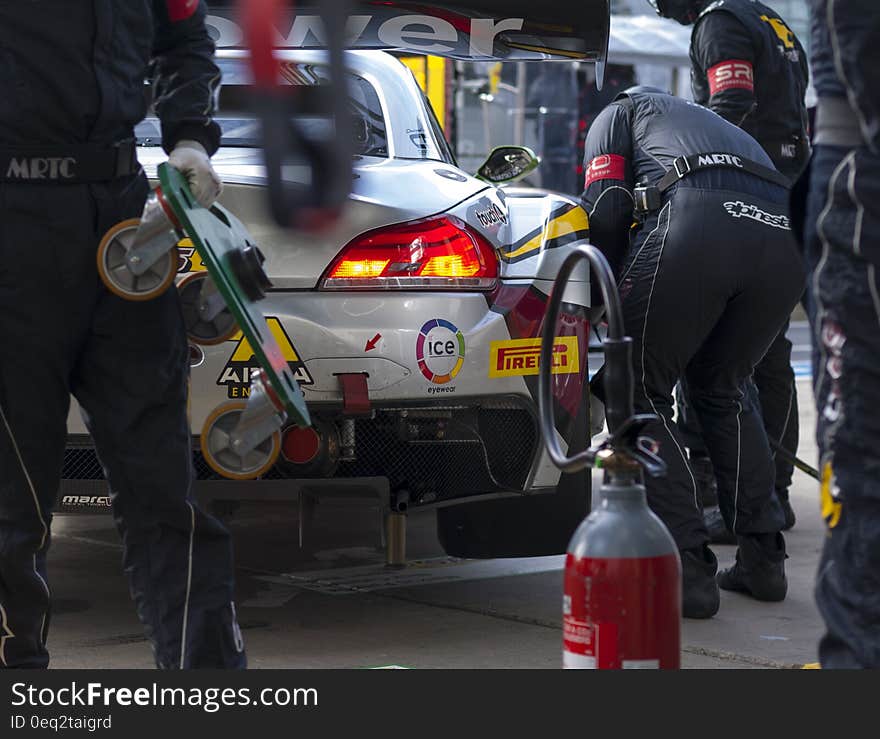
[337,373,371,416]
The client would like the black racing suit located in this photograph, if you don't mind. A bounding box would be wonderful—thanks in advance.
[681,0,810,507]
[805,0,880,669]
[691,0,810,180]
[0,2,244,669]
[581,90,804,555]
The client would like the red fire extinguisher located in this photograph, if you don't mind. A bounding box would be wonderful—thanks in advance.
[539,244,681,670]
[562,467,680,669]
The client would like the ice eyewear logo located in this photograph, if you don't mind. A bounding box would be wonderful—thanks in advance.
[416,319,465,384]
[488,337,580,378]
[723,200,790,230]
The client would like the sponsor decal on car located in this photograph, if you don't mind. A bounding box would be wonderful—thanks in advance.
[498,203,589,263]
[218,318,314,398]
[475,203,508,228]
[208,12,526,56]
[488,337,579,378]
[416,319,464,389]
[365,332,382,352]
[177,238,207,273]
[61,495,112,509]
[722,200,790,230]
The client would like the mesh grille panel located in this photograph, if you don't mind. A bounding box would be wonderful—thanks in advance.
[61,403,538,501]
[333,406,536,501]
[62,447,105,480]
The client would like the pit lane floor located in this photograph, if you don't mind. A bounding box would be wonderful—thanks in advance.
[47,376,824,669]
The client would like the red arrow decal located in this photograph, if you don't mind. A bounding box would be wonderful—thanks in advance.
[365,333,381,352]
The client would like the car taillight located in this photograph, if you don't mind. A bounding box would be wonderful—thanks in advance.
[321,215,499,290]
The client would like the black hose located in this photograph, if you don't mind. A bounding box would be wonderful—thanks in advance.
[538,245,630,472]
[769,436,820,481]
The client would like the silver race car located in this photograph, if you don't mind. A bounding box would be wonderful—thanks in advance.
[63,4,609,558]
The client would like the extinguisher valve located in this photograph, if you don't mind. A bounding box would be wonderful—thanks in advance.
[587,415,666,486]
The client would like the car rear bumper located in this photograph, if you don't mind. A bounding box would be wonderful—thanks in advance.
[60,393,545,513]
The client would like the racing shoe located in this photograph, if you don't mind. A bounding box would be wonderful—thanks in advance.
[777,489,796,531]
[717,533,787,602]
[681,545,720,619]
[703,505,737,545]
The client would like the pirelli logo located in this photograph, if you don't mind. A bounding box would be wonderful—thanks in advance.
[489,337,580,378]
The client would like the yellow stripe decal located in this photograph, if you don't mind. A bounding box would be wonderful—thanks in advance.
[501,206,590,261]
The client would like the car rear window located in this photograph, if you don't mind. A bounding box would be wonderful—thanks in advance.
[137,63,388,157]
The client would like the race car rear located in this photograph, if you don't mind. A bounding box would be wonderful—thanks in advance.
[61,0,611,558]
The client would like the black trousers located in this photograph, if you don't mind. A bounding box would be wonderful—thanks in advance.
[617,186,804,551]
[0,175,245,669]
[806,144,880,668]
[677,324,799,497]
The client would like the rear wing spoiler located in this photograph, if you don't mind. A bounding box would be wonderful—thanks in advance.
[207,1,610,66]
[211,1,610,232]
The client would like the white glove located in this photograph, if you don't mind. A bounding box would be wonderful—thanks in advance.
[168,140,223,208]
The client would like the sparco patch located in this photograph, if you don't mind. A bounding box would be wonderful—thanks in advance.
[723,200,790,230]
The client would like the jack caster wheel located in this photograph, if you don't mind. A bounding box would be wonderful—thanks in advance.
[201,401,281,480]
[97,218,179,301]
[178,271,238,345]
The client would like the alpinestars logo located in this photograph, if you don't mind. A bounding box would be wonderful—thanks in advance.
[723,200,790,230]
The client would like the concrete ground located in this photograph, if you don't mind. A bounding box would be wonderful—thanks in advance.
[45,376,824,670]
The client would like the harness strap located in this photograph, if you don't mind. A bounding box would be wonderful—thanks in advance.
[655,152,790,192]
[634,151,789,214]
